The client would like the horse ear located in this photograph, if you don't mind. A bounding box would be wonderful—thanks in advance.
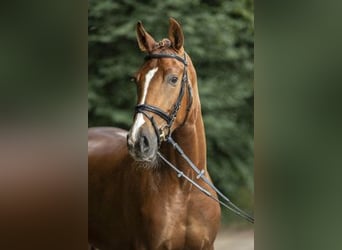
[136,21,156,53]
[168,17,184,51]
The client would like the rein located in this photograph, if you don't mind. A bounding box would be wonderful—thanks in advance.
[159,137,255,224]
[135,52,254,224]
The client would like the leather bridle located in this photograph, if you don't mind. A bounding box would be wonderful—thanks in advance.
[135,53,193,146]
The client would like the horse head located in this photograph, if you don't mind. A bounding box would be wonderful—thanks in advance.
[127,18,194,163]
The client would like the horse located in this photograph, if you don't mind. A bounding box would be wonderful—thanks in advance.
[88,18,221,250]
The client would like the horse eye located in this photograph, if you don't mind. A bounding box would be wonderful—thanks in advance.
[168,76,178,85]
[129,76,137,83]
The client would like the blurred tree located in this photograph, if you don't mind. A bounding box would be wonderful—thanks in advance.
[89,0,254,223]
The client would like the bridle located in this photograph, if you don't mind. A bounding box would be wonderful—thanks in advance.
[135,53,193,146]
[133,52,255,224]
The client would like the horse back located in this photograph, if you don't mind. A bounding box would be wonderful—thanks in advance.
[88,127,128,161]
[88,127,134,249]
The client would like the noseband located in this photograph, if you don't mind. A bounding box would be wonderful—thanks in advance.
[135,53,193,146]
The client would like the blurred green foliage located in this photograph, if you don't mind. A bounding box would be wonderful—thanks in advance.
[89,0,254,222]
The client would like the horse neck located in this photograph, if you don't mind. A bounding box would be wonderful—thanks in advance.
[161,91,207,174]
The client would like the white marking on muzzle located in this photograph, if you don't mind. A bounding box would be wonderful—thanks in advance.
[130,67,158,141]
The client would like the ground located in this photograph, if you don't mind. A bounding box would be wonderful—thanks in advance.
[214,227,254,250]
[88,226,254,250]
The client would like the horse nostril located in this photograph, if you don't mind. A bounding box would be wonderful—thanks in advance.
[143,136,149,147]
[140,135,150,153]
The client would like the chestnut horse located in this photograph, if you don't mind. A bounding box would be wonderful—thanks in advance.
[88,18,221,250]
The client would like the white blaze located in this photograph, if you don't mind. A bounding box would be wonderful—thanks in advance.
[141,67,158,104]
[130,67,158,141]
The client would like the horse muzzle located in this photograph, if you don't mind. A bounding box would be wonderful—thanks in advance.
[127,125,158,162]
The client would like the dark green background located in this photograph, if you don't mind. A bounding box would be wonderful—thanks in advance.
[88,0,254,223]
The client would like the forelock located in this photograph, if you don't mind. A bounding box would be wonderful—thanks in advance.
[152,38,172,51]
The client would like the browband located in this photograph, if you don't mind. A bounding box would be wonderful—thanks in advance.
[145,53,188,66]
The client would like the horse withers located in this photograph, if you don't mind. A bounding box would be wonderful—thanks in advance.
[88,18,221,250]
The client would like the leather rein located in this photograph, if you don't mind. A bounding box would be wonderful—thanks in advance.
[134,53,254,224]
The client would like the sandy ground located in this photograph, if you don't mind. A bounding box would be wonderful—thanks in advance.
[214,227,254,250]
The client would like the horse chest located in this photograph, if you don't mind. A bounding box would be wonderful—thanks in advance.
[89,162,219,250]
[137,212,214,250]
[139,188,187,234]
[134,189,216,250]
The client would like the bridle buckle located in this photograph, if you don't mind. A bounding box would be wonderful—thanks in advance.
[159,125,170,142]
